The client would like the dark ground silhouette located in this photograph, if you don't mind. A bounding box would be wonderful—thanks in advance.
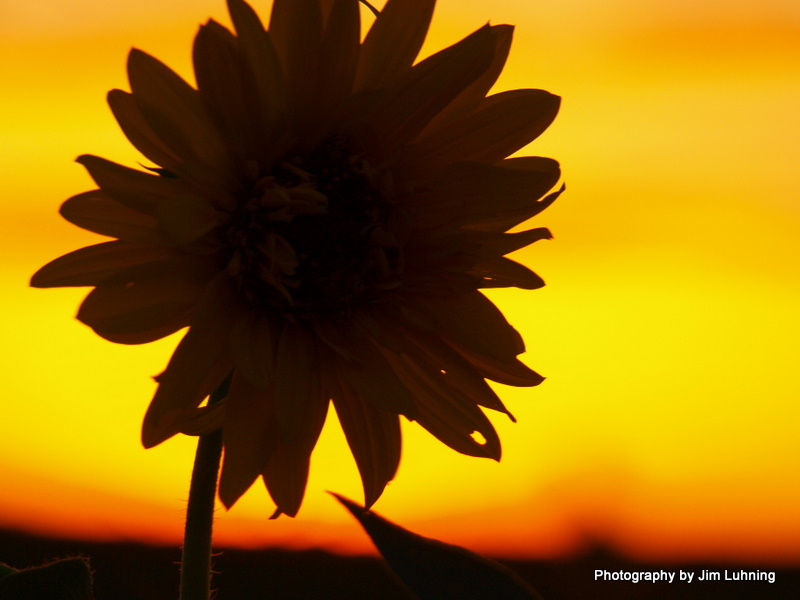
[2,528,799,599]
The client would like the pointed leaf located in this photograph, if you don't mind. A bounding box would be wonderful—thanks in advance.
[333,495,543,600]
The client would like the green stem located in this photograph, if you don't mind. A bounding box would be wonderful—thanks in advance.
[179,376,230,600]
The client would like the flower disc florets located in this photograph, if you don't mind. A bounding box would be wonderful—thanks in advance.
[224,135,402,319]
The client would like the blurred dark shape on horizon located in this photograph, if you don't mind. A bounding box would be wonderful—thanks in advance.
[1,529,799,600]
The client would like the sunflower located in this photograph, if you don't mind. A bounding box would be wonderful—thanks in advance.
[31,0,563,518]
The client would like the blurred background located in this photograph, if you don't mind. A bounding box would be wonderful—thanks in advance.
[1,0,799,586]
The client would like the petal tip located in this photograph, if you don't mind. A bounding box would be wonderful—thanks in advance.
[29,266,52,289]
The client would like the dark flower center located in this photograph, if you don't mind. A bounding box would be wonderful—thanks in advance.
[224,135,403,319]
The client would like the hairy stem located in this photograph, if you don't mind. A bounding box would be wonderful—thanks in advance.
[179,376,230,600]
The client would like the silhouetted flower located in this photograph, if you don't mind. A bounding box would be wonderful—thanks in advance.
[31,0,562,517]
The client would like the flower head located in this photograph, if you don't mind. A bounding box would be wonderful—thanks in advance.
[31,0,563,517]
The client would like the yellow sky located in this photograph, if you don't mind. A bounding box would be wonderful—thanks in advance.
[2,0,799,561]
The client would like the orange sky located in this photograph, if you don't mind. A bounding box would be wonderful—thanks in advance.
[2,0,800,562]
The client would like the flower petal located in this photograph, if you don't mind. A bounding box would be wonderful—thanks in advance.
[76,154,182,216]
[226,0,286,141]
[355,0,435,91]
[219,371,277,508]
[229,310,279,390]
[107,89,182,172]
[449,343,545,388]
[410,291,525,364]
[332,374,401,508]
[268,0,323,134]
[336,321,420,418]
[472,256,546,290]
[271,323,318,442]
[386,350,502,460]
[350,310,503,458]
[141,274,240,447]
[415,24,513,136]
[127,48,228,177]
[30,241,173,288]
[78,286,190,344]
[404,158,560,232]
[155,195,222,245]
[473,228,553,258]
[77,258,216,344]
[177,400,227,436]
[416,407,500,460]
[262,371,329,517]
[60,190,161,242]
[362,24,498,155]
[193,19,258,169]
[319,0,336,25]
[310,318,356,361]
[373,315,515,418]
[313,0,360,129]
[404,88,561,172]
[471,183,564,233]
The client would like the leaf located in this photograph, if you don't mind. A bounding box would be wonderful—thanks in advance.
[332,494,544,600]
[0,557,95,600]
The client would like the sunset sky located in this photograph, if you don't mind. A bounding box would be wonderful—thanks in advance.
[2,0,799,562]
